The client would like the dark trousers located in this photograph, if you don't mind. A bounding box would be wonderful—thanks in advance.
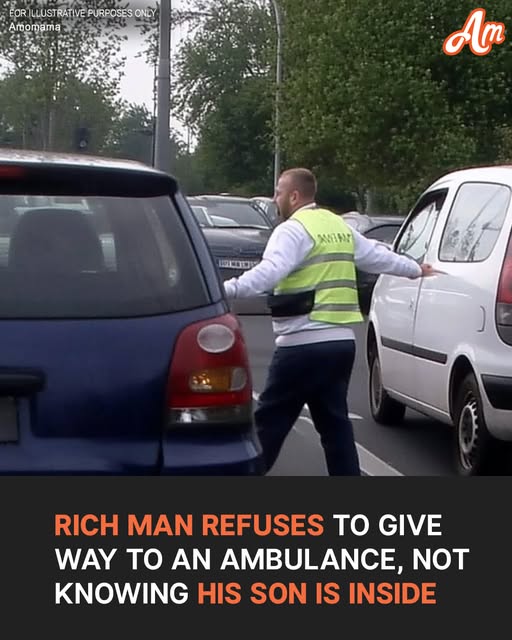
[255,339,360,476]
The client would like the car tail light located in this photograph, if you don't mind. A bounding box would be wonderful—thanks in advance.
[166,313,253,427]
[0,166,26,178]
[496,231,512,344]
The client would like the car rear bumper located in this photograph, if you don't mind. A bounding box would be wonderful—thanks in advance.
[481,374,512,410]
[480,374,512,440]
[0,432,264,475]
[162,457,264,475]
[0,438,163,474]
[162,431,264,475]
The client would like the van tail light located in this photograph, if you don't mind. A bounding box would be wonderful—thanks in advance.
[496,231,512,345]
[166,313,253,428]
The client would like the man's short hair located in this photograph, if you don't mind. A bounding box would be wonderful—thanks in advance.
[281,168,317,200]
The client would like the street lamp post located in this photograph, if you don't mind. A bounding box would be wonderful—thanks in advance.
[154,0,171,172]
[269,0,283,189]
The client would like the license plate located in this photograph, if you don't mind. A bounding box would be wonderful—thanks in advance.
[0,397,18,442]
[217,258,259,270]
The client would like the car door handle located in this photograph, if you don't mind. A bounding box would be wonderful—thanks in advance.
[408,298,415,310]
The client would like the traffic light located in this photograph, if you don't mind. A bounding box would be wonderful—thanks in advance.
[74,126,90,152]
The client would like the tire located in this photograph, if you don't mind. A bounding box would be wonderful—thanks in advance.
[453,372,505,476]
[368,347,406,425]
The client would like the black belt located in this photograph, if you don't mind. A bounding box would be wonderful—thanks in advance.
[266,290,315,317]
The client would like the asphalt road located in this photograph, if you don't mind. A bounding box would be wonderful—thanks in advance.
[238,315,455,477]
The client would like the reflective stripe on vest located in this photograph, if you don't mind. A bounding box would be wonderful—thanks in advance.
[274,208,363,324]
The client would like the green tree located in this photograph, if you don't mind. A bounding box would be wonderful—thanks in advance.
[104,102,155,164]
[177,0,275,194]
[103,101,187,172]
[0,0,128,150]
[187,76,274,194]
[0,70,116,153]
[173,150,206,195]
[138,0,276,194]
[280,0,512,212]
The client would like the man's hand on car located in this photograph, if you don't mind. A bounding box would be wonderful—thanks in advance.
[412,263,445,278]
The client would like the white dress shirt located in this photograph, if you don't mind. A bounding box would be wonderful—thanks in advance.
[224,203,421,346]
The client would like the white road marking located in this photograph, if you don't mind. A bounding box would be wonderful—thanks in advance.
[252,391,403,477]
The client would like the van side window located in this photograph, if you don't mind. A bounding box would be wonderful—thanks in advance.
[395,190,447,262]
[439,182,511,263]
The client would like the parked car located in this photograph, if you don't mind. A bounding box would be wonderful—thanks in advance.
[342,211,373,232]
[252,196,279,224]
[0,150,262,475]
[187,195,275,314]
[366,165,512,476]
[343,214,405,314]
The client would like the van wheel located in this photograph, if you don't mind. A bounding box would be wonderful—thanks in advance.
[368,348,406,425]
[454,373,502,476]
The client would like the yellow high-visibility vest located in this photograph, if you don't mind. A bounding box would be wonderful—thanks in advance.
[274,208,363,324]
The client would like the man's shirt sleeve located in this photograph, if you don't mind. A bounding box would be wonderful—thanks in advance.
[223,221,314,298]
[352,228,422,278]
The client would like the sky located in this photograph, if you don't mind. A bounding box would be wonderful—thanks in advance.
[118,0,188,134]
[118,33,155,113]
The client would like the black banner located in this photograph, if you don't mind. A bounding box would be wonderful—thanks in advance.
[0,477,508,638]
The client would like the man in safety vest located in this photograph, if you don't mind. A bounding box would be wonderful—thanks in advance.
[223,168,436,475]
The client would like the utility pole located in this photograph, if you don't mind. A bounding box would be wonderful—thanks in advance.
[270,0,283,188]
[154,0,171,172]
[270,0,283,189]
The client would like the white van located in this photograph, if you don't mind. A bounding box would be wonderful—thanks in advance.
[367,166,512,476]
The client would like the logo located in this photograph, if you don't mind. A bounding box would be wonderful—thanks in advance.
[442,8,506,56]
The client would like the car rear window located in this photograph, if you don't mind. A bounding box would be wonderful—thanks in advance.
[0,194,210,318]
[342,213,372,232]
[188,200,271,229]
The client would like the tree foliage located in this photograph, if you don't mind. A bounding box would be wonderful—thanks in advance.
[0,70,116,152]
[172,0,272,126]
[0,0,511,208]
[280,0,512,211]
[104,102,154,163]
[0,0,192,171]
[166,0,276,194]
[0,0,128,150]
[0,0,127,84]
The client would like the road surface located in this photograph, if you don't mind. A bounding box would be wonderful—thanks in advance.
[238,315,455,476]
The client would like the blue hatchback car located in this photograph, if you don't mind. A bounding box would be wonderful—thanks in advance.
[0,150,262,475]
